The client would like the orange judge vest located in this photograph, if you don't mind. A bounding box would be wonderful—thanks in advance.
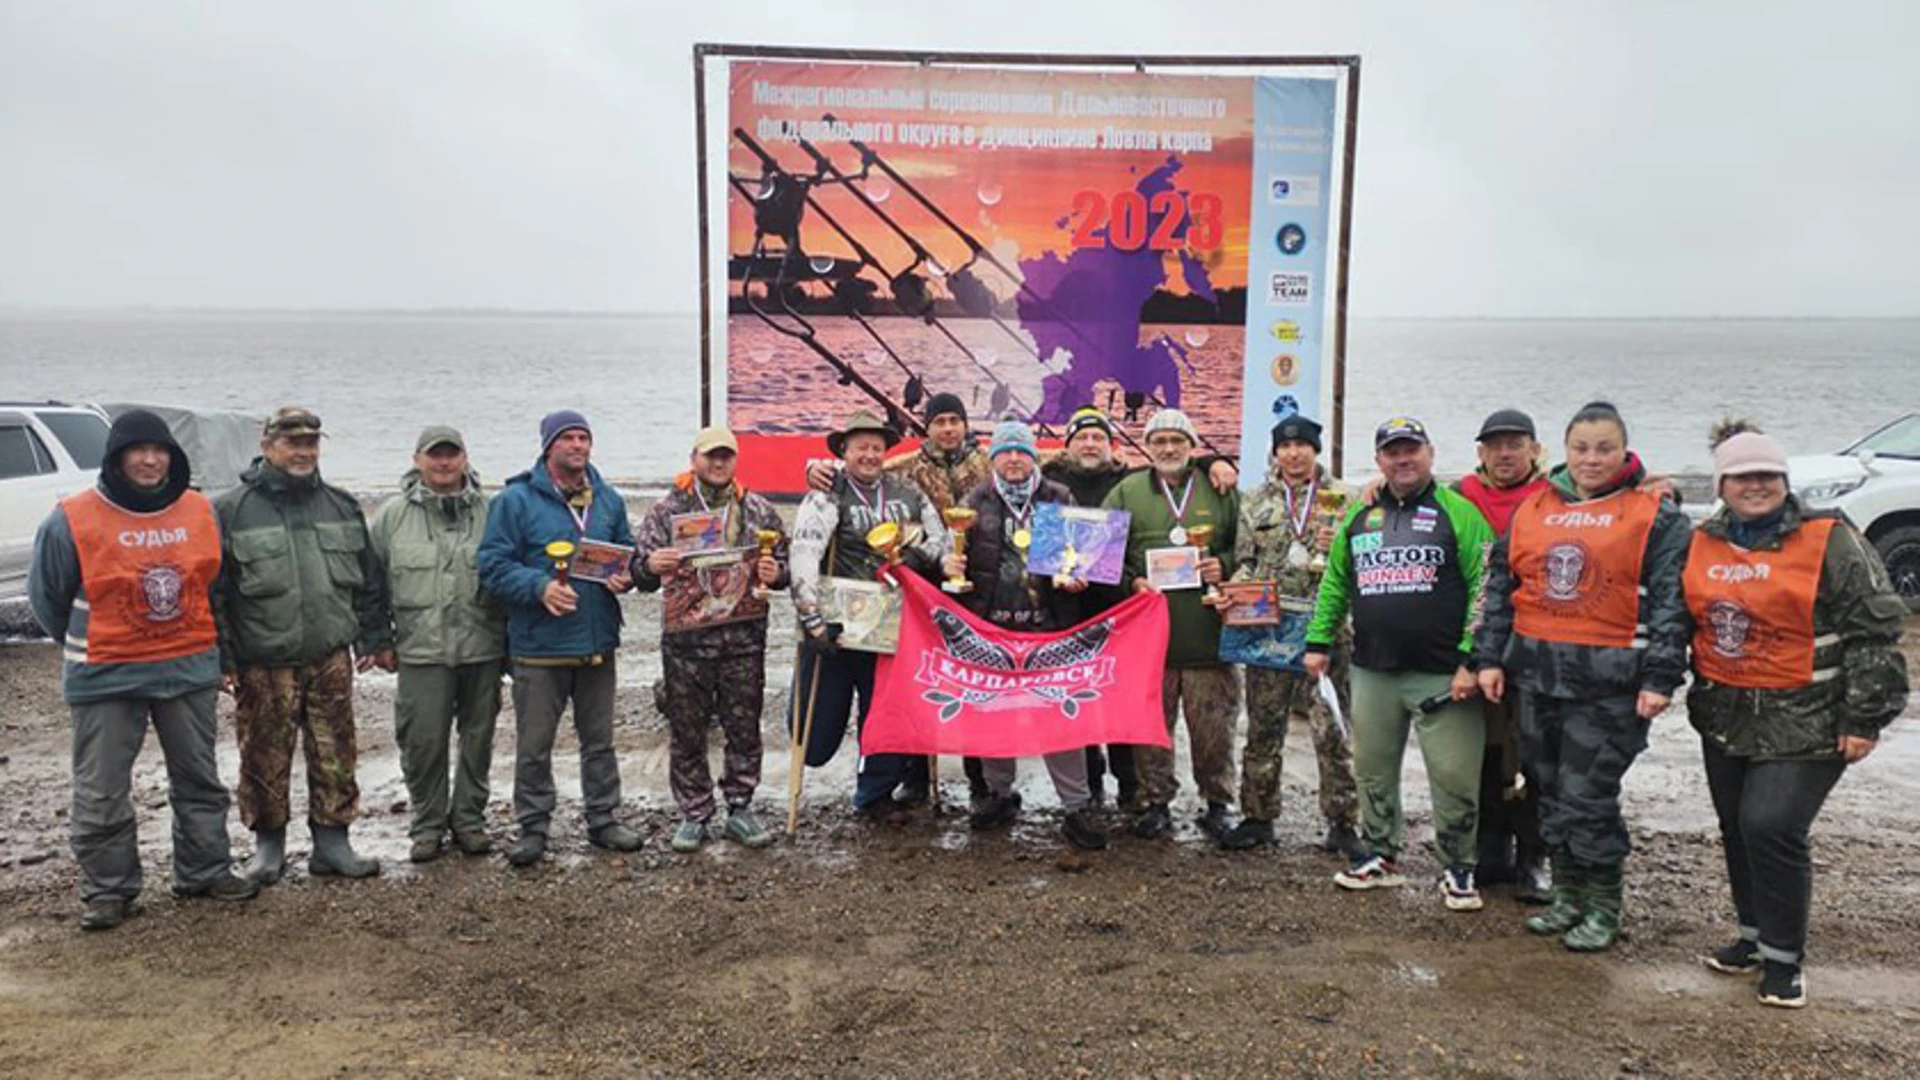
[61,488,221,664]
[1507,486,1661,648]
[1684,518,1835,689]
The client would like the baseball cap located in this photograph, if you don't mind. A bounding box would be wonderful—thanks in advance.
[692,425,739,455]
[1476,408,1537,442]
[1374,416,1430,449]
[415,425,465,453]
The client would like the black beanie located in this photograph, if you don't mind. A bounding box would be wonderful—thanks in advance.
[924,392,967,425]
[101,409,191,512]
[1270,415,1323,455]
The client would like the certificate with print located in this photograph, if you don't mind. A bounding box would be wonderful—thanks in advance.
[570,540,634,585]
[1219,581,1281,626]
[663,547,768,634]
[670,511,730,554]
[1145,546,1202,591]
[1027,503,1130,585]
[818,577,902,654]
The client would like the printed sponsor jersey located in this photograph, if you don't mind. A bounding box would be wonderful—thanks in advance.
[1508,487,1661,648]
[62,488,221,664]
[1684,518,1834,688]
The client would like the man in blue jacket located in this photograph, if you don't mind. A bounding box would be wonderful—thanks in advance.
[479,410,644,866]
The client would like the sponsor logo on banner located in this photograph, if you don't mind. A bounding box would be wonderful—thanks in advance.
[1267,175,1322,207]
[1269,354,1299,387]
[1270,394,1301,421]
[1276,223,1307,256]
[914,610,1119,721]
[1267,272,1311,306]
[1269,319,1302,342]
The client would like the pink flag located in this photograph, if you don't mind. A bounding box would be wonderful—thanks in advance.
[862,573,1172,758]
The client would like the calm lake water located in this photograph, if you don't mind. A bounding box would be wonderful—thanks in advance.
[3,312,1914,490]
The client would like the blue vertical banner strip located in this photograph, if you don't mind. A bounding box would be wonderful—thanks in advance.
[1240,77,1338,486]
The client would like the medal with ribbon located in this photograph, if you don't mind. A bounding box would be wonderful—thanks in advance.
[1161,472,1196,546]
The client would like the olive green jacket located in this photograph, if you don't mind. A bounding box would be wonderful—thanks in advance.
[1684,498,1910,758]
[368,468,506,667]
[212,459,393,670]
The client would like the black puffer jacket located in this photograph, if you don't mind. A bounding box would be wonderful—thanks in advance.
[1683,497,1910,758]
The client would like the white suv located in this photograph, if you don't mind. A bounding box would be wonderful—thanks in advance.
[1789,413,1920,610]
[0,402,111,605]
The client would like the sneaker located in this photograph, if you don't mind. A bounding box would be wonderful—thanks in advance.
[723,808,775,848]
[670,819,707,853]
[1132,803,1174,840]
[1757,961,1806,1008]
[79,897,140,931]
[1334,853,1406,890]
[1439,865,1483,911]
[588,822,644,853]
[1703,938,1763,975]
[173,873,260,903]
[409,835,446,864]
[453,831,493,857]
[1061,809,1109,851]
[1219,818,1275,850]
[968,792,1023,831]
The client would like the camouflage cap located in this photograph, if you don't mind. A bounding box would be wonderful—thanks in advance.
[264,406,324,439]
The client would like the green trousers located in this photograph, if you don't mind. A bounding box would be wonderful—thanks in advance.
[394,660,503,840]
[1349,665,1484,868]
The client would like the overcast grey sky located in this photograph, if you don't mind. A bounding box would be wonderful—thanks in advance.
[2,0,1914,316]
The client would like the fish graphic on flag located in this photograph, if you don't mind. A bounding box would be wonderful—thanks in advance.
[862,574,1172,758]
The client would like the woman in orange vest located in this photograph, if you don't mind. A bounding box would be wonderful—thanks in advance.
[1685,422,1908,1009]
[1472,401,1692,952]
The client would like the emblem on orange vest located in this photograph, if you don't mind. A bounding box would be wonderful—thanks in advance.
[141,564,186,622]
[1705,599,1752,657]
[1543,540,1590,601]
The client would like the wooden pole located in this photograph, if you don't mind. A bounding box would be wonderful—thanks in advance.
[785,642,826,835]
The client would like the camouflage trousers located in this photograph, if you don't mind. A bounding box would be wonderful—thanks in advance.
[1240,659,1359,828]
[1137,665,1239,808]
[1518,690,1649,865]
[662,649,765,821]
[234,648,360,831]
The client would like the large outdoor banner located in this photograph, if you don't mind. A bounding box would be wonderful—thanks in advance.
[861,574,1173,758]
[716,59,1339,492]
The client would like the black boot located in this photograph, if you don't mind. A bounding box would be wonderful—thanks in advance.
[1199,801,1236,843]
[1220,818,1274,850]
[1133,803,1173,839]
[242,827,286,886]
[1515,847,1552,905]
[309,824,380,879]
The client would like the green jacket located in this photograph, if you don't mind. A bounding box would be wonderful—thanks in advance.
[368,468,506,667]
[1101,465,1238,668]
[212,458,393,670]
[1684,497,1910,758]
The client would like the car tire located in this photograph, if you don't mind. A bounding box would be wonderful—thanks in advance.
[1872,525,1920,612]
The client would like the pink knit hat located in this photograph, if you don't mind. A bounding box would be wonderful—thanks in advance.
[1713,431,1788,490]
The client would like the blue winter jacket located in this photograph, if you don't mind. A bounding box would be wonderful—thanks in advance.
[478,459,634,660]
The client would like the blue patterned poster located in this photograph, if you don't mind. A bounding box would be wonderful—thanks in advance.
[1027,503,1131,585]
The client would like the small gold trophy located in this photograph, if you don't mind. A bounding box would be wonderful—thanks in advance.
[1186,523,1219,600]
[544,540,575,586]
[753,528,780,599]
[865,521,903,578]
[940,506,977,593]
[1310,489,1348,573]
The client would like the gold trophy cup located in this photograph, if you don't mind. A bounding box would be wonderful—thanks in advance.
[544,540,576,586]
[940,506,977,593]
[1186,523,1219,599]
[1310,489,1348,573]
[753,528,780,599]
[865,521,903,579]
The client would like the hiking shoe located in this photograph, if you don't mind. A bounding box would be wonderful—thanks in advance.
[1061,809,1109,851]
[453,831,493,856]
[968,792,1023,831]
[1198,801,1236,843]
[670,819,707,853]
[173,873,259,903]
[410,835,446,864]
[589,823,644,853]
[1703,938,1763,975]
[724,808,775,848]
[1334,853,1406,890]
[1321,821,1363,858]
[858,796,912,826]
[506,833,546,867]
[1440,865,1484,911]
[1220,818,1275,851]
[1758,961,1806,1009]
[1132,803,1174,840]
[79,897,140,931]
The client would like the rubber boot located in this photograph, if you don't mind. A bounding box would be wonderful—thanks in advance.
[309,824,381,879]
[242,827,287,887]
[1563,860,1623,952]
[1524,849,1584,936]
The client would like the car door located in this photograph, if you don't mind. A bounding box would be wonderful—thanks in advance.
[0,415,66,601]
